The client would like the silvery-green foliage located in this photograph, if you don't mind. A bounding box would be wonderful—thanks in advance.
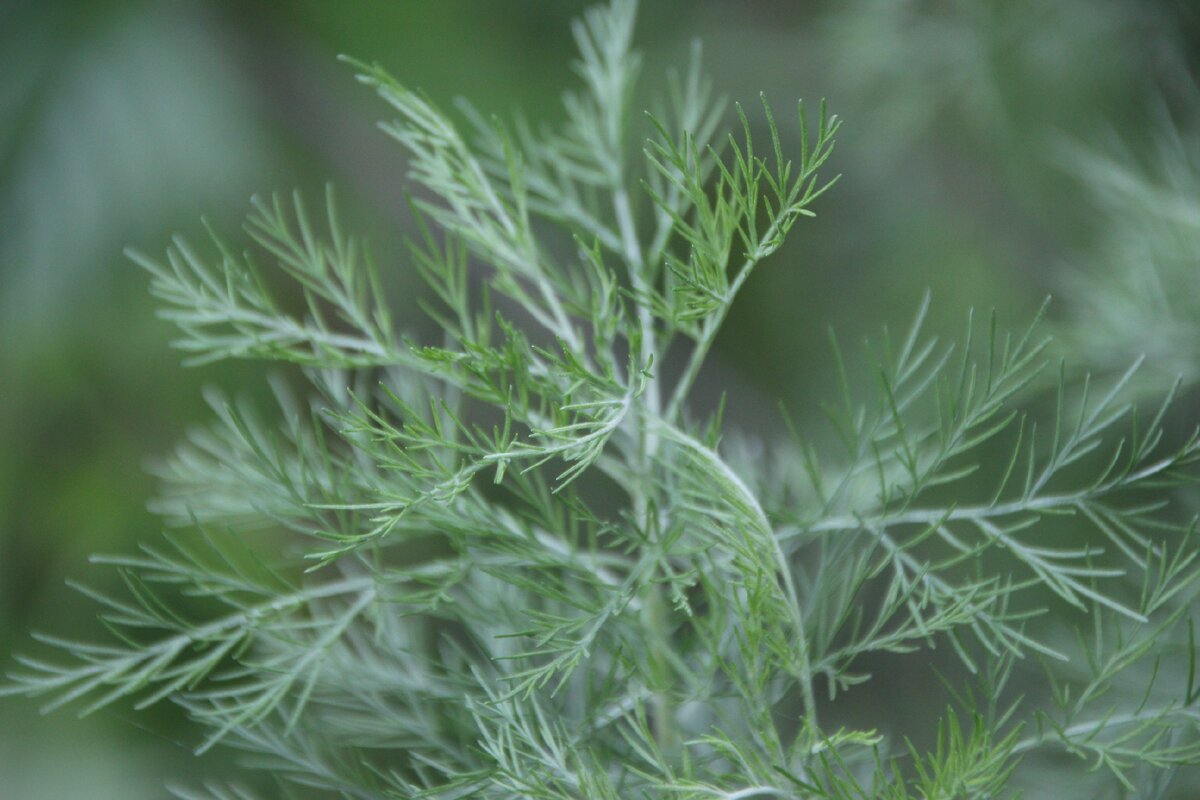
[6,2,1200,797]
[1059,98,1200,385]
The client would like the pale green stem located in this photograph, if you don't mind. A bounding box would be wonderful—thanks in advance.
[797,452,1187,538]
[659,422,820,731]
[615,182,679,751]
[663,210,793,423]
[1011,708,1200,756]
[615,187,660,418]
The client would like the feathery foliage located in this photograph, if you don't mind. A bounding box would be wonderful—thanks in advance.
[1059,97,1200,386]
[6,1,1200,797]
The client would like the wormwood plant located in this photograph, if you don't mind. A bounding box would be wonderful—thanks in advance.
[7,2,1200,797]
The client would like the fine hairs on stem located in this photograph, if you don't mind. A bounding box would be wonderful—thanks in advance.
[6,1,1200,797]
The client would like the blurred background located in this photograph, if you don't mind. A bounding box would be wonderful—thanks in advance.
[2,0,1199,795]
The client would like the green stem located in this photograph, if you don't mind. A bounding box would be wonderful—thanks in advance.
[659,422,820,732]
[663,210,794,423]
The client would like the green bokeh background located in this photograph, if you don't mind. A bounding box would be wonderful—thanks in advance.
[2,0,1197,794]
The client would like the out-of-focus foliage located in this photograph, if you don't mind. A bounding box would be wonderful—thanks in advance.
[0,2,273,334]
[1059,97,1200,384]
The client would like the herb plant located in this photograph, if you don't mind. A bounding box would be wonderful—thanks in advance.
[7,2,1200,797]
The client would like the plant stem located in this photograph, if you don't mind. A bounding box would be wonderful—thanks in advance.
[663,211,793,423]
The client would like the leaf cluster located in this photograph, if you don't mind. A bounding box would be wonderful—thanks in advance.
[6,2,1200,798]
